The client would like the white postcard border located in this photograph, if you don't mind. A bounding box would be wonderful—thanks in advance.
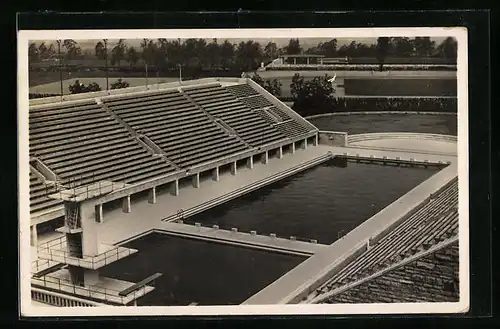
[18,27,469,317]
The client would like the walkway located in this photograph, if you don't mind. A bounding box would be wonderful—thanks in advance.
[150,221,327,256]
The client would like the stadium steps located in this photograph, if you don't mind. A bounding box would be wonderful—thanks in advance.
[102,88,249,169]
[179,89,253,149]
[182,84,288,148]
[225,84,260,98]
[29,100,178,193]
[96,98,181,170]
[29,171,63,215]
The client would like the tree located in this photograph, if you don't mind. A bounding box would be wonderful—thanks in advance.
[62,39,82,60]
[436,37,458,60]
[251,73,282,97]
[317,39,338,57]
[220,40,235,68]
[110,78,130,89]
[412,37,435,57]
[95,41,106,60]
[28,43,39,63]
[235,40,264,71]
[126,46,139,66]
[376,37,390,71]
[206,38,221,69]
[290,73,305,99]
[264,42,278,61]
[291,74,335,116]
[285,38,302,55]
[390,37,414,56]
[111,39,127,66]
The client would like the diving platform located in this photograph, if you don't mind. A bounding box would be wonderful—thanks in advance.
[37,236,138,270]
[48,181,130,202]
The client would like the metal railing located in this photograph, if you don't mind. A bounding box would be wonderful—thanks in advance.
[31,274,151,305]
[37,236,137,269]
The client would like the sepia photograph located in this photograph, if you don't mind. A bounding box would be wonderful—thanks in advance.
[18,28,469,316]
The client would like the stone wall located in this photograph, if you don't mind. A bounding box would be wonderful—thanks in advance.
[324,242,459,303]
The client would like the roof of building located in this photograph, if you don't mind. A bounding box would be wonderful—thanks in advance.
[279,54,325,58]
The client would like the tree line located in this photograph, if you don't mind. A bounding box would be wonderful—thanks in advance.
[28,37,458,72]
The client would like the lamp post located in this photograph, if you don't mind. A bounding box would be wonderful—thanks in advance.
[56,40,63,99]
[177,64,182,83]
[103,39,109,92]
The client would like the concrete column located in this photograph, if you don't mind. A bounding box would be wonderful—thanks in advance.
[247,156,254,169]
[80,202,99,257]
[148,187,157,204]
[302,138,308,150]
[30,224,38,247]
[291,143,295,154]
[261,151,269,164]
[192,173,200,188]
[83,269,100,287]
[170,180,179,196]
[122,195,131,213]
[293,57,297,65]
[95,204,103,223]
[306,57,310,65]
[313,134,318,146]
[230,161,237,175]
[277,146,283,159]
[212,167,219,181]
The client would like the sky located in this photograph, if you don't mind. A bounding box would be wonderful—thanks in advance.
[36,37,448,52]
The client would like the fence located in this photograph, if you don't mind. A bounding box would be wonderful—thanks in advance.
[37,236,136,269]
[31,274,149,305]
[31,287,102,307]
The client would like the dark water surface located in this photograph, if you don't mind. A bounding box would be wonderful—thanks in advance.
[185,161,438,244]
[101,161,438,306]
[308,113,457,136]
[100,233,306,306]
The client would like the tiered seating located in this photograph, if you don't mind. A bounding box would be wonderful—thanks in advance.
[267,107,292,121]
[239,95,274,110]
[323,241,459,303]
[275,120,310,138]
[103,90,249,168]
[314,179,458,296]
[29,171,62,215]
[255,109,279,124]
[182,84,287,147]
[225,84,260,98]
[29,100,176,188]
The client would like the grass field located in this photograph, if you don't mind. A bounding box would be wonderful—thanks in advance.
[343,79,457,97]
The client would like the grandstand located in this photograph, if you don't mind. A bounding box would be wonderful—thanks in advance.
[25,77,460,309]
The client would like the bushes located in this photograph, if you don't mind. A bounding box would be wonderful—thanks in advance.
[291,96,457,116]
